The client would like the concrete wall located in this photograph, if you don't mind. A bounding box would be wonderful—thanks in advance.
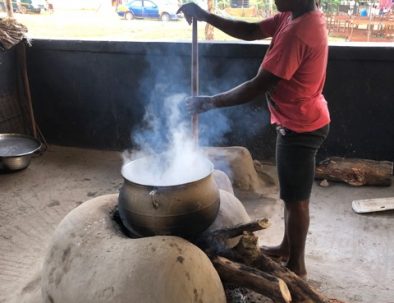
[24,40,394,162]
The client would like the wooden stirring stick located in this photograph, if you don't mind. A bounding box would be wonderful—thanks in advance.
[191,17,199,146]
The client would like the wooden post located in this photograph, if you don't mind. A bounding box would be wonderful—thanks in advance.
[17,43,38,138]
[5,0,14,18]
[205,0,214,40]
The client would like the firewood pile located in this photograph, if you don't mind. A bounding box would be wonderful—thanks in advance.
[0,18,28,51]
[194,219,346,303]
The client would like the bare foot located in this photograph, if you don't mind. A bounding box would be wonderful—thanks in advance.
[285,260,307,280]
[261,245,290,262]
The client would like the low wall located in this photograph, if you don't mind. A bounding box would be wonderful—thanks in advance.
[24,40,394,162]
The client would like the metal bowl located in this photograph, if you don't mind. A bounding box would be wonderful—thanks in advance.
[0,133,42,171]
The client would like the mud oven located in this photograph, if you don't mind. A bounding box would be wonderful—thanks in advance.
[40,148,331,303]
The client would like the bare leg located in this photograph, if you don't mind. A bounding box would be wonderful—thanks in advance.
[261,206,289,260]
[265,124,328,278]
[283,199,309,278]
[262,199,309,278]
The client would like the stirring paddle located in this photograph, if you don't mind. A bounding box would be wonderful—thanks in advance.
[191,17,199,146]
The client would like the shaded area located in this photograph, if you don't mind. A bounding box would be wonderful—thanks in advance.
[24,40,394,162]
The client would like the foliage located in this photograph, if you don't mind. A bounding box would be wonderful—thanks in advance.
[320,0,342,14]
[216,0,230,10]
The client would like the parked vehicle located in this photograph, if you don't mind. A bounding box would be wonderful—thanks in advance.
[0,0,43,14]
[116,0,181,21]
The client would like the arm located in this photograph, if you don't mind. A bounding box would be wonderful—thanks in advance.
[205,14,267,41]
[177,3,269,40]
[187,68,281,113]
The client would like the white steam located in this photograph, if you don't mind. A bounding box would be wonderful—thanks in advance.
[122,93,212,186]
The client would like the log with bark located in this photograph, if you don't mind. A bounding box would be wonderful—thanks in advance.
[212,256,291,303]
[195,220,339,303]
[315,157,393,186]
[197,219,271,255]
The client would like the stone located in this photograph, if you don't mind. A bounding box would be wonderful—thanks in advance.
[319,179,330,187]
[41,194,226,303]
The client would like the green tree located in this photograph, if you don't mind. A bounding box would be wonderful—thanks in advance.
[320,0,341,14]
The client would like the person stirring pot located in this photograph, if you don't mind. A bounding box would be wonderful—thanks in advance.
[177,0,330,279]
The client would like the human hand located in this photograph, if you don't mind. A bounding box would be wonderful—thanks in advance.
[185,96,215,114]
[177,2,208,25]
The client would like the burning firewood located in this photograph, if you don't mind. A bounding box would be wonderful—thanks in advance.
[197,219,270,251]
[212,256,291,303]
[195,220,336,303]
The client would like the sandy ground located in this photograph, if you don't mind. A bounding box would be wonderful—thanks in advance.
[0,9,251,41]
[0,8,354,42]
[0,145,393,303]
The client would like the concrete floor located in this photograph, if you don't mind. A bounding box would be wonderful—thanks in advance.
[0,145,393,303]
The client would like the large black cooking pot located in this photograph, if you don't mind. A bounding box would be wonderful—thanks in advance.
[118,157,220,238]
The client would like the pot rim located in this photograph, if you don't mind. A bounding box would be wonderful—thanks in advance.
[121,156,215,187]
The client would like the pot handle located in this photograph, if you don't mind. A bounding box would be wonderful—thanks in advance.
[149,189,160,209]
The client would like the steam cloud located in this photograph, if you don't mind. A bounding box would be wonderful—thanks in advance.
[122,49,270,186]
[122,92,227,186]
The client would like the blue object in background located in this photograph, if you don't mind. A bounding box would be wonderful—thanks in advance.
[116,0,181,21]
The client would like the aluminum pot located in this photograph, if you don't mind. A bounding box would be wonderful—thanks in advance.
[0,133,42,171]
[118,157,220,238]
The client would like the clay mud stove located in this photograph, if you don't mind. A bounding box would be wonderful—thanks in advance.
[37,147,351,303]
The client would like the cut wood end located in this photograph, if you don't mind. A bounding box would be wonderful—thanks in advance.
[278,278,292,303]
[257,218,271,229]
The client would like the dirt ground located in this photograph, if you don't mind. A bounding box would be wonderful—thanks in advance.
[1,9,352,43]
[0,145,393,303]
[0,9,252,41]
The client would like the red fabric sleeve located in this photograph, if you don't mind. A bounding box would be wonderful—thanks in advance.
[259,14,282,37]
[262,31,306,80]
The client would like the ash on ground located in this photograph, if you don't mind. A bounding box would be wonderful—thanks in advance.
[225,286,272,303]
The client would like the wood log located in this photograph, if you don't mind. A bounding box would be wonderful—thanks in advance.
[207,219,270,239]
[315,157,393,186]
[196,228,330,303]
[231,233,329,303]
[212,256,291,303]
[195,219,270,256]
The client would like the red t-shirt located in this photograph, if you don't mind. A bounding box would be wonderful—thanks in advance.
[260,11,330,132]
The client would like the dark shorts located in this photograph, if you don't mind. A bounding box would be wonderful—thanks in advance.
[276,124,329,203]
